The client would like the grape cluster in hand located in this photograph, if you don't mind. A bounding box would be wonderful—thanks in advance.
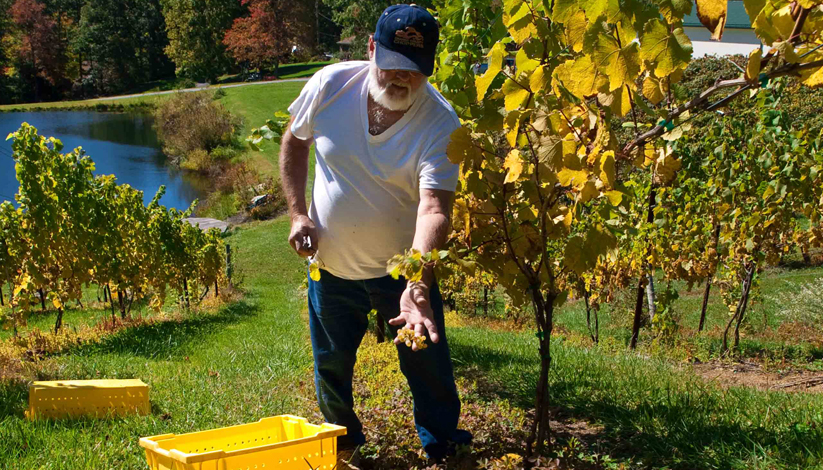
[396,327,428,350]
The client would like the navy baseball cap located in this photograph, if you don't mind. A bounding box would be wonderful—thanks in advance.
[373,4,439,76]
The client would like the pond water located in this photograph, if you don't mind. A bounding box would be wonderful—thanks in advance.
[0,111,208,210]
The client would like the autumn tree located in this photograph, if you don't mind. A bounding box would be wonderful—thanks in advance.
[161,0,242,83]
[9,0,67,101]
[223,0,311,77]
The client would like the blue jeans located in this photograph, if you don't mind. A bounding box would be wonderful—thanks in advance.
[307,268,470,459]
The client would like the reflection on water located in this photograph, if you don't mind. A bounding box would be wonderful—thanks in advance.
[0,111,208,210]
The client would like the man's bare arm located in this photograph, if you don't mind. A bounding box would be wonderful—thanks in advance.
[388,188,453,347]
[279,118,317,257]
[411,188,453,287]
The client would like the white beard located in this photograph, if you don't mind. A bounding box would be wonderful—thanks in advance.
[368,62,423,111]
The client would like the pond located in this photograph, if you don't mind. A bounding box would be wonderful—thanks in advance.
[0,111,208,210]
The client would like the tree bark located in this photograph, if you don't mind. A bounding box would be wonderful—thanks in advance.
[645,271,657,324]
[54,307,63,334]
[733,265,755,349]
[107,284,115,323]
[699,223,722,332]
[722,264,755,354]
[584,290,597,344]
[118,290,126,318]
[483,286,489,316]
[630,277,646,349]
[631,188,656,349]
[525,290,554,464]
[183,278,190,309]
[698,276,713,332]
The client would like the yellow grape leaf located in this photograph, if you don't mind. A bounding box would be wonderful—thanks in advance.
[800,64,823,88]
[588,20,641,91]
[656,0,693,22]
[579,180,599,203]
[516,48,540,74]
[655,147,682,184]
[582,0,620,22]
[599,151,616,189]
[52,297,63,309]
[505,111,525,147]
[536,134,576,167]
[564,235,590,275]
[503,79,531,111]
[506,2,538,44]
[598,86,632,117]
[446,127,478,165]
[640,19,693,78]
[504,149,524,183]
[604,190,624,205]
[530,65,549,93]
[746,48,762,81]
[553,56,608,99]
[565,10,588,52]
[475,42,505,101]
[552,0,579,23]
[744,0,781,45]
[642,74,665,105]
[771,5,796,41]
[695,0,728,41]
[773,41,799,63]
[558,168,590,189]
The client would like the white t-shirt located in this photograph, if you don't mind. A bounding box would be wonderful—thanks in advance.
[287,61,460,280]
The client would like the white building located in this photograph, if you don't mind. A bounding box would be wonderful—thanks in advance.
[683,1,763,57]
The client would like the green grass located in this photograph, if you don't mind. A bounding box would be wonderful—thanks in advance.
[215,80,310,179]
[2,216,823,469]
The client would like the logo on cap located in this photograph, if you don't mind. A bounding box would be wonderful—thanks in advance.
[394,27,425,49]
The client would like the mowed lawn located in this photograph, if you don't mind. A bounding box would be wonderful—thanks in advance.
[1,217,823,469]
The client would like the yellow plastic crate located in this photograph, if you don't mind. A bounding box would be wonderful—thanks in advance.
[27,379,150,420]
[139,415,347,470]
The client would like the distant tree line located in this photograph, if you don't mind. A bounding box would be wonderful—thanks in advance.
[0,0,414,103]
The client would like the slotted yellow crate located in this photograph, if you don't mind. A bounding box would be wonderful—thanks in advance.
[140,415,347,470]
[27,379,150,420]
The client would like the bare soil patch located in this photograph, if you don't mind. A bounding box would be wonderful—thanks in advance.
[690,360,823,392]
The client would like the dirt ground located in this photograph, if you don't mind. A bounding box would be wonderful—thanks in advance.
[689,360,823,392]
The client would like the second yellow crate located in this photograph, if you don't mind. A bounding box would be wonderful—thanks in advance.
[140,415,347,470]
[27,379,150,420]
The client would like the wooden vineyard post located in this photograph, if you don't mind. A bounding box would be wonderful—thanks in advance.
[215,280,219,298]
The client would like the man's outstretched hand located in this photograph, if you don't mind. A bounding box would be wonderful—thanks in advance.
[289,215,318,258]
[389,282,440,351]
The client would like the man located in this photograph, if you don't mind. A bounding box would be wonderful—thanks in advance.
[278,3,470,466]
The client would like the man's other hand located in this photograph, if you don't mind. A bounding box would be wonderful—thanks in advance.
[389,282,440,350]
[289,215,318,257]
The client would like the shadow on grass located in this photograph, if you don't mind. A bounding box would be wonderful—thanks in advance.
[0,300,259,419]
[0,379,28,419]
[449,340,823,469]
[79,300,259,360]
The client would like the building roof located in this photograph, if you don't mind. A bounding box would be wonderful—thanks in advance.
[337,36,356,46]
[683,1,752,29]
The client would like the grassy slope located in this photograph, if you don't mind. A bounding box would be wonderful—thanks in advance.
[1,217,822,469]
[0,62,331,112]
